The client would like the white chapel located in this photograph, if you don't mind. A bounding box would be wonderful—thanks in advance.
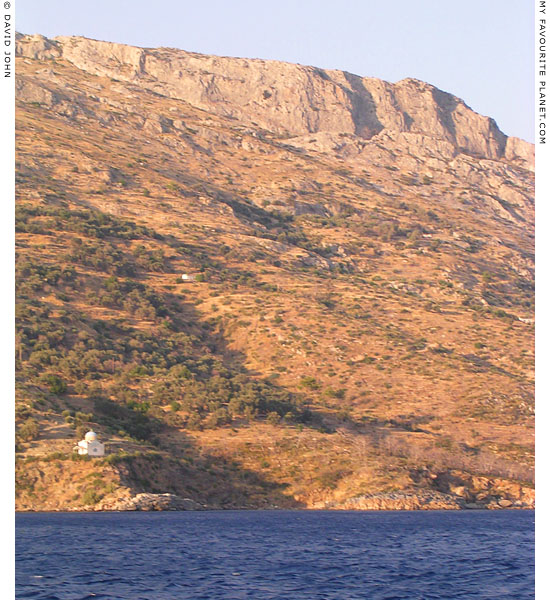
[74,430,105,457]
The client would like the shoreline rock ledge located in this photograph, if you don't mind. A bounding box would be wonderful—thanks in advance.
[317,490,534,511]
[97,493,204,512]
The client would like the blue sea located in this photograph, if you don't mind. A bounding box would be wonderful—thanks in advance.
[16,510,534,600]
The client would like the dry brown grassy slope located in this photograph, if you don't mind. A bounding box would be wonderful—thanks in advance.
[15,35,534,510]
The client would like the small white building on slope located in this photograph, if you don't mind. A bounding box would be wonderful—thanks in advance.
[74,430,105,457]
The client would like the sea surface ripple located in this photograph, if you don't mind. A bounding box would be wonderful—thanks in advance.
[16,509,534,599]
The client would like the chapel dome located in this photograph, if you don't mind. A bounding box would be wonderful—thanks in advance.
[84,431,98,442]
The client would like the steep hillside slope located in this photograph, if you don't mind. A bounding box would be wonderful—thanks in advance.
[15,34,534,511]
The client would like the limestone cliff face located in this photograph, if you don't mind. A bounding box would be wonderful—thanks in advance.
[16,33,533,170]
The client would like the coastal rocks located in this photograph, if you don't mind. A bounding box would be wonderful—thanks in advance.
[98,493,204,511]
[321,491,464,511]
[498,499,513,508]
[427,470,535,509]
[319,482,534,511]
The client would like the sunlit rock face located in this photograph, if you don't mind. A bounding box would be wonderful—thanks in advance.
[16,33,533,172]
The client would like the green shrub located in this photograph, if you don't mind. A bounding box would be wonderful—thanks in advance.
[324,387,346,399]
[17,418,39,442]
[81,489,102,505]
[266,411,281,425]
[75,424,89,439]
[45,375,67,395]
[299,376,320,390]
[44,451,67,461]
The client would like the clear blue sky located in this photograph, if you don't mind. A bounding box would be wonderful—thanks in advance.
[17,0,534,142]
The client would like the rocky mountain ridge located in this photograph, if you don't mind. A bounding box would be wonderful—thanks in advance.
[16,33,532,169]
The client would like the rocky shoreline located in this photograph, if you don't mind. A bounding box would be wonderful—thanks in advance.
[96,493,205,511]
[320,490,534,511]
[16,490,534,512]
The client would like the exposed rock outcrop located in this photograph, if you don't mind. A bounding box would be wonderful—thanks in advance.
[16,33,533,171]
[429,470,535,509]
[318,483,534,511]
[98,493,204,511]
[324,491,463,511]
